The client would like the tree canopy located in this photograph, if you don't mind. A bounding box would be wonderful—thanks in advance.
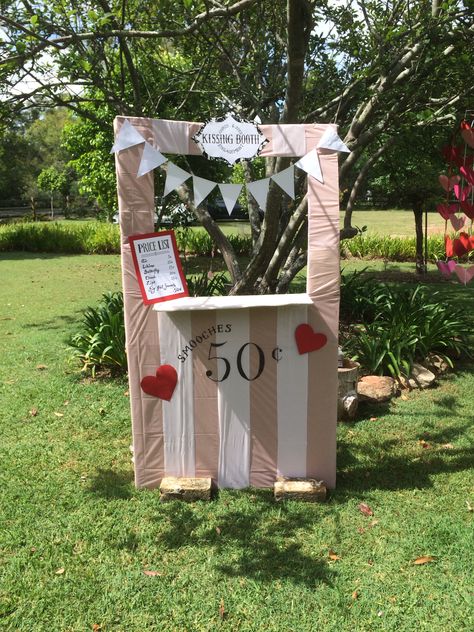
[1,0,472,292]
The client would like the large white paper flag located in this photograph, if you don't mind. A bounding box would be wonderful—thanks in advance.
[163,162,192,197]
[219,183,243,215]
[246,178,271,212]
[110,119,145,153]
[137,142,167,177]
[295,149,323,183]
[317,128,350,153]
[271,165,295,199]
[193,176,217,208]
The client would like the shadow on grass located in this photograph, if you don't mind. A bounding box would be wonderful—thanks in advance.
[23,313,81,330]
[157,489,334,588]
[87,468,134,499]
[336,439,474,496]
[337,380,474,495]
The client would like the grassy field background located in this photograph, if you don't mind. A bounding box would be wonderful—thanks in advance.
[342,209,447,236]
[1,252,473,631]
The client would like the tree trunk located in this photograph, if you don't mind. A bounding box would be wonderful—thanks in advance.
[413,200,427,274]
[30,196,37,221]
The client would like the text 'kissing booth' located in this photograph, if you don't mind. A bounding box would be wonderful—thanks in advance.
[114,116,340,489]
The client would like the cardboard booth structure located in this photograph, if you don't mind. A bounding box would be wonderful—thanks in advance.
[114,116,340,489]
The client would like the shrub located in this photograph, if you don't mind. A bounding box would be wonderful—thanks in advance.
[69,291,127,376]
[341,272,470,377]
[186,271,228,296]
[82,222,121,254]
[341,234,445,261]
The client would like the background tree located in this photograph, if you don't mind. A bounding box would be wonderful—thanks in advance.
[1,0,472,292]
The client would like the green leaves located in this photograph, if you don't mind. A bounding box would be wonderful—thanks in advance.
[341,273,470,378]
[69,291,127,376]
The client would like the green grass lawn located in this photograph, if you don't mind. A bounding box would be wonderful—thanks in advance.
[54,208,448,237]
[342,209,447,237]
[1,253,473,631]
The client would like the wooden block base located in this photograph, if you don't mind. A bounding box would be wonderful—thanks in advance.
[274,477,327,502]
[159,477,212,502]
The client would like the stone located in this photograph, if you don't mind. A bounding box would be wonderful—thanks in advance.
[159,477,212,502]
[408,363,436,389]
[340,393,358,418]
[274,477,327,502]
[338,360,360,420]
[358,375,398,403]
[425,353,450,375]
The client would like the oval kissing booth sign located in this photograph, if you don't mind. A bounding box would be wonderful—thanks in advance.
[193,113,268,165]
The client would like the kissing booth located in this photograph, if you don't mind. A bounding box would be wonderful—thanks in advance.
[113,116,343,489]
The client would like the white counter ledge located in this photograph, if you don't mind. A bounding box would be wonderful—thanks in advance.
[153,293,313,312]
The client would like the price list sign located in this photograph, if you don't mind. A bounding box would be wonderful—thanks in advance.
[129,231,189,304]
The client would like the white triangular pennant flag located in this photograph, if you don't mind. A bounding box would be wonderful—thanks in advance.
[271,165,295,199]
[110,119,146,153]
[317,127,350,153]
[163,162,192,197]
[219,183,243,215]
[193,176,217,208]
[247,177,271,212]
[137,142,167,177]
[294,149,323,183]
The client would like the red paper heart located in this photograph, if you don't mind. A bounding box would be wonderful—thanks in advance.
[460,166,474,186]
[445,235,454,258]
[461,128,474,149]
[436,203,458,220]
[460,201,474,220]
[439,174,460,192]
[442,145,461,164]
[295,324,327,354]
[453,183,472,202]
[453,232,472,257]
[141,365,178,401]
[436,260,457,278]
[454,264,474,285]
[450,214,466,231]
[457,154,474,169]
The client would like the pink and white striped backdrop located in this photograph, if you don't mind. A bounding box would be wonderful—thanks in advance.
[114,117,340,489]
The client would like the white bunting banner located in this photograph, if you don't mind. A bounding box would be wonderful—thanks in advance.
[193,176,217,208]
[246,177,271,212]
[163,162,192,197]
[271,165,295,199]
[295,149,324,183]
[110,119,146,154]
[317,128,350,153]
[137,142,167,177]
[219,183,243,215]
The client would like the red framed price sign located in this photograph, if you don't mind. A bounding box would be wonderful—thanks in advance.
[129,230,189,305]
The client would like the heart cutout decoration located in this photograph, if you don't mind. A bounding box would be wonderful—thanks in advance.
[457,154,474,169]
[454,264,474,285]
[460,201,474,220]
[141,365,178,401]
[461,128,474,149]
[436,260,457,278]
[436,202,458,220]
[460,166,474,187]
[453,183,472,202]
[442,145,461,164]
[445,235,453,258]
[439,174,460,192]
[450,214,466,231]
[453,232,472,257]
[295,324,327,354]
